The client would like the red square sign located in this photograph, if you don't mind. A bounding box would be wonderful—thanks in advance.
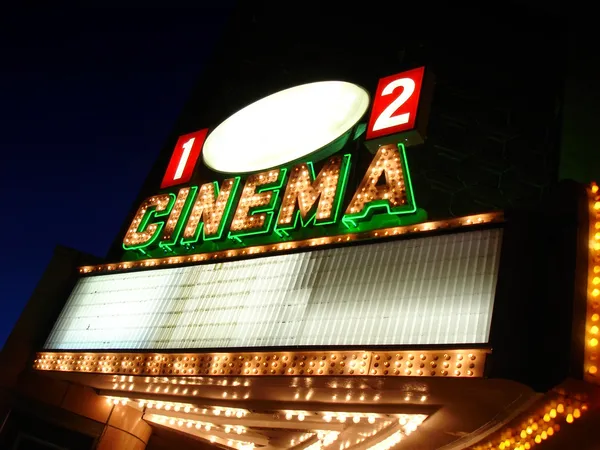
[366,66,425,141]
[160,129,208,189]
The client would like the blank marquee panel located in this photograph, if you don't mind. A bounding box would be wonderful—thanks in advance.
[45,228,502,350]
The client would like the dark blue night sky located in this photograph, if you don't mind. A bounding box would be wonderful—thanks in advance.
[0,6,235,348]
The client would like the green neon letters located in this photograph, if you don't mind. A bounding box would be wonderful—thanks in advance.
[228,168,288,242]
[160,186,198,251]
[275,154,351,234]
[342,143,416,228]
[180,177,241,246]
[123,193,176,251]
[122,143,421,256]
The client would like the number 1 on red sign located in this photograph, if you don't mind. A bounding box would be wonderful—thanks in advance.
[160,129,209,189]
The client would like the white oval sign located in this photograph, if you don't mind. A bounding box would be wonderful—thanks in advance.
[202,81,370,173]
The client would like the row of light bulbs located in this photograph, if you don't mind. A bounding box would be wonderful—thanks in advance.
[113,381,421,405]
[108,375,434,409]
[106,396,249,419]
[35,350,484,379]
[468,395,587,450]
[106,394,426,450]
[586,182,600,381]
[80,210,502,274]
[149,413,255,450]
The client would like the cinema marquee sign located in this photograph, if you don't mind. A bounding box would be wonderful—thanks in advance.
[123,67,433,259]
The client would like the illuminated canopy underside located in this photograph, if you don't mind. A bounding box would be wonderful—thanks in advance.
[45,229,502,350]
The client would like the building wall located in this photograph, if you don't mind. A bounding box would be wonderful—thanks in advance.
[94,1,581,391]
[0,247,152,449]
[107,2,567,262]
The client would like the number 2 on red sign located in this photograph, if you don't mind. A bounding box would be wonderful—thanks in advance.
[366,66,425,141]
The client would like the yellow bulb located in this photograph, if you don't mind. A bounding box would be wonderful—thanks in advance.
[593,313,600,322]
[596,232,600,241]
[595,201,600,210]
[573,408,581,418]
[589,365,598,374]
[534,435,542,444]
[592,184,599,193]
[591,325,599,334]
[566,413,574,423]
[590,338,599,347]
[557,404,565,414]
[593,289,600,297]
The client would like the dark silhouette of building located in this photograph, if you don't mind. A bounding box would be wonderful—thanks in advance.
[2,2,599,449]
